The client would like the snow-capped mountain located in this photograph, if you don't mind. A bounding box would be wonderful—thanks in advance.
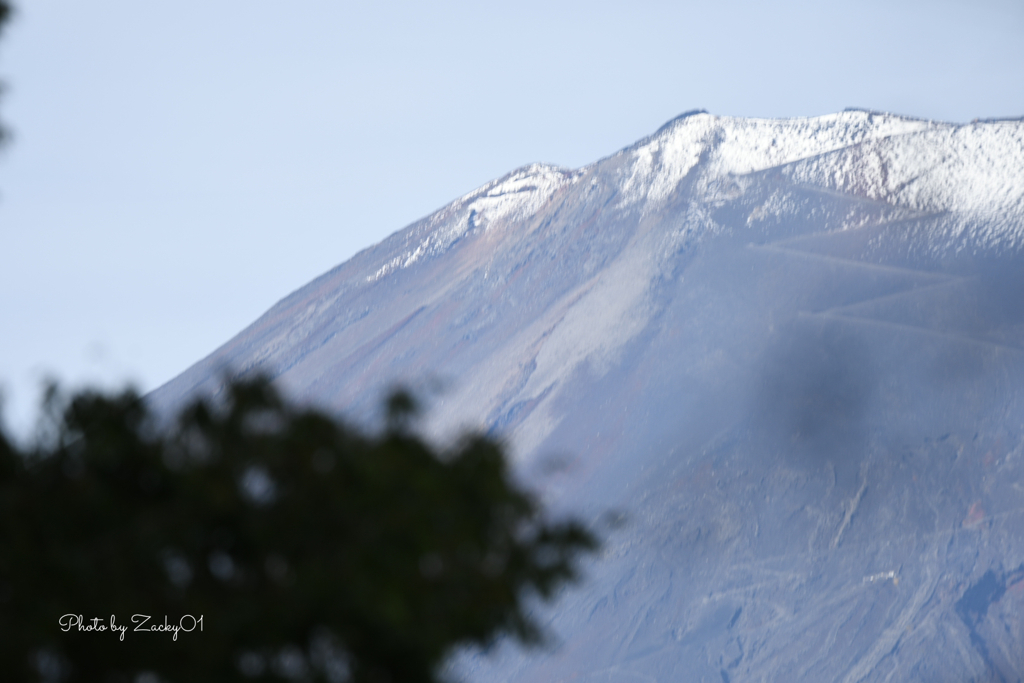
[152,110,1024,682]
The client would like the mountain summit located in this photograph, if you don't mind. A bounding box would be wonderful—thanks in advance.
[153,111,1024,682]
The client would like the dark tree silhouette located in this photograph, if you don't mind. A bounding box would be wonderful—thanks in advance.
[0,378,598,682]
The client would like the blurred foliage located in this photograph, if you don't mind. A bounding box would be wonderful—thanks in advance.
[0,377,598,682]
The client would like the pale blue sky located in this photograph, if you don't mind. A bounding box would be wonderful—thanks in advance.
[1,0,1022,434]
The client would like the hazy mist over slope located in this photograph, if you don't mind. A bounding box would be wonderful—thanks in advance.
[151,110,1024,682]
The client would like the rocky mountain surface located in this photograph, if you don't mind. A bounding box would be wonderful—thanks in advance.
[151,110,1024,682]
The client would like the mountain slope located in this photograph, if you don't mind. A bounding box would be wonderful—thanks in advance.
[151,110,1024,682]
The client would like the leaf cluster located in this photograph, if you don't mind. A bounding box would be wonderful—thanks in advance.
[0,377,597,683]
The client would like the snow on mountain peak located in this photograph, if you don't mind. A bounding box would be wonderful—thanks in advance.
[368,163,575,282]
[786,121,1024,251]
[365,111,1022,286]
[460,163,578,227]
[614,110,936,212]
